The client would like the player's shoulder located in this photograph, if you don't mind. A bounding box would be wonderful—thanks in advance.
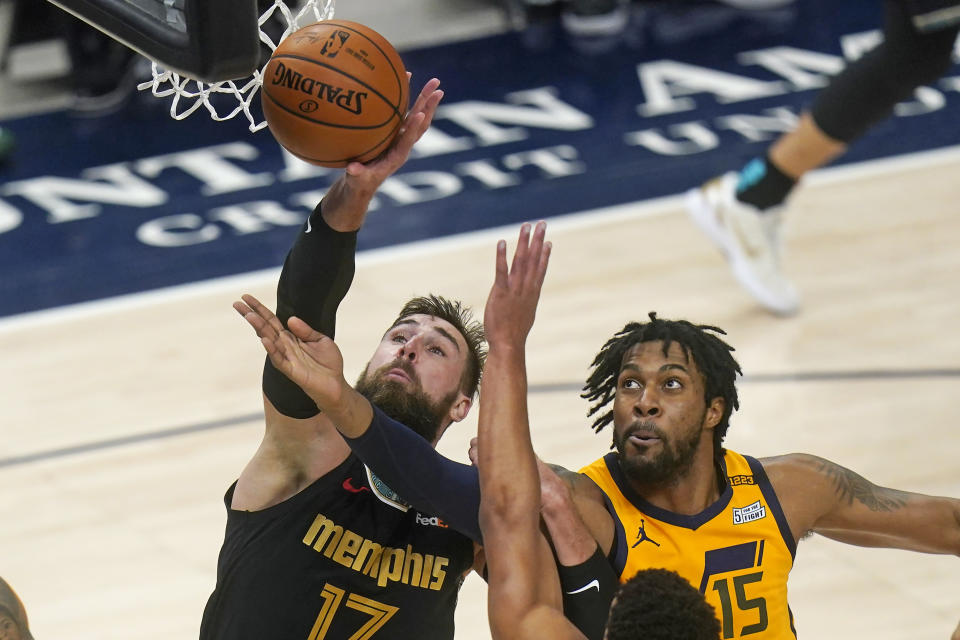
[755,453,855,541]
[758,452,829,473]
[756,453,839,501]
[543,463,602,496]
[548,462,589,483]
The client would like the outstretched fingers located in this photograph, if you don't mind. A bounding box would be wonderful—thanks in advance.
[511,221,550,292]
[510,222,531,279]
[484,221,552,344]
[234,295,281,340]
[287,315,326,343]
[234,294,302,371]
[409,77,442,122]
[261,328,303,377]
[399,79,442,140]
[284,316,346,384]
[351,78,443,177]
[532,222,551,290]
[242,294,285,332]
[494,238,509,288]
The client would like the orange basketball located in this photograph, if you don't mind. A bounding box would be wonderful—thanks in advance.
[261,20,409,167]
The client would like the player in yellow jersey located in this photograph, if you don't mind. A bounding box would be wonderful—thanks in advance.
[475,223,721,640]
[552,313,960,639]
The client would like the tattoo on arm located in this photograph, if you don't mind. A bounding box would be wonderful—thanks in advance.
[546,464,579,490]
[816,459,909,512]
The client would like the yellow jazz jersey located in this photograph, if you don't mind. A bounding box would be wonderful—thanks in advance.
[580,450,797,639]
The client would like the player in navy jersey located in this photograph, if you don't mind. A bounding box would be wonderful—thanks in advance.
[199,78,494,640]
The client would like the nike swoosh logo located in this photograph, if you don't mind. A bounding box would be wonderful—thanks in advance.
[564,579,600,595]
[305,215,313,233]
[342,478,370,493]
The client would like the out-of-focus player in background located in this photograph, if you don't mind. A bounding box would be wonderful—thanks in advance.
[686,0,960,315]
[0,577,33,640]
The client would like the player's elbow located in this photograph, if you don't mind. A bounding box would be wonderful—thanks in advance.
[480,488,530,522]
[488,602,528,640]
[488,591,554,640]
[480,490,539,536]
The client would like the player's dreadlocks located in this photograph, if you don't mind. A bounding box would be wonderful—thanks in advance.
[582,312,741,461]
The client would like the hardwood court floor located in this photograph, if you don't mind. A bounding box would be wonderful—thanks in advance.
[1,147,959,639]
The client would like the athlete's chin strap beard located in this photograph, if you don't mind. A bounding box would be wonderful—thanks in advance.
[614,424,702,489]
[355,372,451,444]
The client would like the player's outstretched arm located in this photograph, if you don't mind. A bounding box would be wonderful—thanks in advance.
[263,77,443,422]
[236,80,445,510]
[763,453,960,555]
[476,222,581,640]
[239,291,490,540]
[478,222,550,533]
[322,76,444,231]
[235,294,373,434]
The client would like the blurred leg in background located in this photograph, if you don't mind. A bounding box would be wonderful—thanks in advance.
[685,0,960,315]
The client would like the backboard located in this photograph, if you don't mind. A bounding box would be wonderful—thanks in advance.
[46,0,261,83]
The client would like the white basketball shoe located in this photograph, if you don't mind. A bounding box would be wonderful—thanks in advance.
[685,172,800,316]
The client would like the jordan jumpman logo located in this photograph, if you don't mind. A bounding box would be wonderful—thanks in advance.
[632,519,661,548]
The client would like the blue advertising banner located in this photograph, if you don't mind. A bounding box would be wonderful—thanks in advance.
[1,0,958,317]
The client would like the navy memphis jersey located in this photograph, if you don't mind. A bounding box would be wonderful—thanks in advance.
[199,454,475,640]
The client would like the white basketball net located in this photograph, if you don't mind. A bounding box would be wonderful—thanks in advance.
[137,0,336,132]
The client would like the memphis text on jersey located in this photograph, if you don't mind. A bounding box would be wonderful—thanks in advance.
[303,512,450,590]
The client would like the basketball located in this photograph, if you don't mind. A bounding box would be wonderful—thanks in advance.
[261,20,409,167]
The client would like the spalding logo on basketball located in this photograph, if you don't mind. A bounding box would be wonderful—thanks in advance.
[261,21,409,167]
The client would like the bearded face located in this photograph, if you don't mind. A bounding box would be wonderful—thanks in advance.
[613,413,704,486]
[610,341,718,488]
[355,358,459,443]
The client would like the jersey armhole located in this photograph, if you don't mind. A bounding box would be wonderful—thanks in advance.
[745,455,797,559]
[601,492,628,577]
[223,455,357,521]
